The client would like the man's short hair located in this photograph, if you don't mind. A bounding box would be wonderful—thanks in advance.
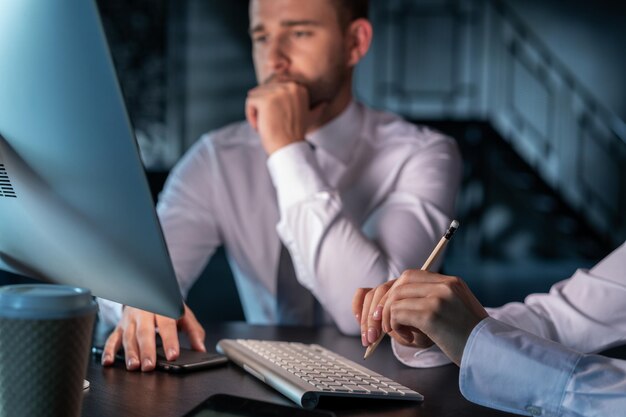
[332,0,369,29]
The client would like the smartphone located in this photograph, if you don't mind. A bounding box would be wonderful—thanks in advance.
[183,394,336,417]
[91,345,228,373]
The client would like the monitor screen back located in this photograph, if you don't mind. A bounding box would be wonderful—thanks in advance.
[0,0,183,318]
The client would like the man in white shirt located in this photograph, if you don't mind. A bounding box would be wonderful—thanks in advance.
[353,242,626,416]
[100,0,461,372]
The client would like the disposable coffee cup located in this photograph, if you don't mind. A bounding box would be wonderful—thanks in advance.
[0,284,97,417]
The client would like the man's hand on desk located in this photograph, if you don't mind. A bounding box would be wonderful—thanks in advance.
[101,303,206,372]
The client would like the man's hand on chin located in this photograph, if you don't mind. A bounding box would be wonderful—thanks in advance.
[245,80,327,155]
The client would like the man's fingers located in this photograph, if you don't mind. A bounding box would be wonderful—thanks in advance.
[156,315,180,361]
[179,305,206,352]
[121,321,141,371]
[245,99,258,131]
[102,327,123,366]
[135,313,158,372]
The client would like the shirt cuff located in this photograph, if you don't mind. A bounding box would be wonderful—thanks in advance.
[459,317,582,417]
[266,141,330,211]
[391,339,453,368]
[96,298,124,329]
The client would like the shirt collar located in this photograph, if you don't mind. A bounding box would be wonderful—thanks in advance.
[306,100,362,165]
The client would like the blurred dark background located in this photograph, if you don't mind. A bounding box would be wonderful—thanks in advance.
[2,0,624,323]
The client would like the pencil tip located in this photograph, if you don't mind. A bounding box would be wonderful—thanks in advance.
[444,220,460,240]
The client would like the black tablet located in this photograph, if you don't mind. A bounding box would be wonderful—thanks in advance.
[184,394,336,417]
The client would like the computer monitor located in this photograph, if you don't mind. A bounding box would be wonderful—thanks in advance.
[0,0,184,318]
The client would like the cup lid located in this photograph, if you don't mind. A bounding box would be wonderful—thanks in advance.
[0,284,97,319]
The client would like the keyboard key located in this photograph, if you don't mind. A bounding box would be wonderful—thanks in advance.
[398,388,417,394]
[343,385,367,393]
[366,388,388,395]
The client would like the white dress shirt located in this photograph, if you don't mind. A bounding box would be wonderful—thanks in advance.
[98,101,461,334]
[396,242,626,415]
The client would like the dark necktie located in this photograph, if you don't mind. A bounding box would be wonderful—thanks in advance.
[276,244,316,326]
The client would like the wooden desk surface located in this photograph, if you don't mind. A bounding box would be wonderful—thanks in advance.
[82,323,516,417]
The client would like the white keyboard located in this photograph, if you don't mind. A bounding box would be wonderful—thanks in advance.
[216,339,424,409]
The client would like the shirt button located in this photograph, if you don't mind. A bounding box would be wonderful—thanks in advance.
[525,405,543,415]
